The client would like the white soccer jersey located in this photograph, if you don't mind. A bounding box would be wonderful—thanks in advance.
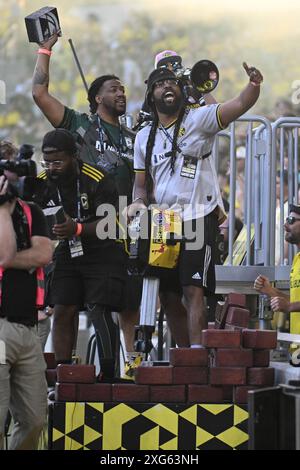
[134,103,226,222]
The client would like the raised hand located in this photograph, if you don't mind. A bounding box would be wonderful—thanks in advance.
[243,62,263,86]
[38,33,59,51]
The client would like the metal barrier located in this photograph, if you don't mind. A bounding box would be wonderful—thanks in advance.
[213,115,300,293]
[271,118,300,273]
[213,115,274,292]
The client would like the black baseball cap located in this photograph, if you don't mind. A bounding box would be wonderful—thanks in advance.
[146,68,178,92]
[42,128,77,155]
[145,68,180,106]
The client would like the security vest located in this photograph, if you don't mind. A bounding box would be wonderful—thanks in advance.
[0,199,45,308]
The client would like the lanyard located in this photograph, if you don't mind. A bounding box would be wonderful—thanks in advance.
[158,123,182,154]
[97,116,125,160]
[57,178,81,221]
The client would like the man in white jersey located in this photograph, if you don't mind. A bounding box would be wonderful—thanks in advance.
[128,62,263,347]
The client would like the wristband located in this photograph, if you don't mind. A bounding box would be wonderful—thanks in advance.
[37,48,52,57]
[75,223,83,236]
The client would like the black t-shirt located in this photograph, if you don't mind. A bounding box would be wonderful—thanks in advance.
[24,161,126,265]
[0,201,49,326]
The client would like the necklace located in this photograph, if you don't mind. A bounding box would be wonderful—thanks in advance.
[158,120,177,150]
[158,126,168,149]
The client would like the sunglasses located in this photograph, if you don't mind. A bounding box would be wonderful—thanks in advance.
[286,215,300,225]
[154,79,179,89]
[40,160,64,169]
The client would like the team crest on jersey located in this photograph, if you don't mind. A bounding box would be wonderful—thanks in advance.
[80,193,89,210]
[179,127,186,137]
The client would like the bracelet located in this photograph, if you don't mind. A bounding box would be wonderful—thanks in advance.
[250,81,261,87]
[37,48,52,57]
[75,223,83,236]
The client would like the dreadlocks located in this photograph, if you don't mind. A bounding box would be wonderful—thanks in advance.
[170,105,186,174]
[145,105,186,202]
[145,114,158,202]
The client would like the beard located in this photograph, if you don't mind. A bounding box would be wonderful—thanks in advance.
[154,93,183,115]
[104,100,126,118]
[285,231,300,245]
[47,171,61,182]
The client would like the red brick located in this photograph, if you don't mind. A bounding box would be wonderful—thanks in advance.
[210,367,246,385]
[77,383,112,402]
[173,367,208,384]
[247,367,275,386]
[135,366,173,385]
[150,385,186,403]
[226,307,250,328]
[212,349,253,367]
[112,384,149,402]
[242,330,277,349]
[234,386,261,404]
[224,324,244,331]
[44,352,57,369]
[202,329,242,348]
[46,369,57,387]
[169,348,208,367]
[226,293,246,307]
[253,349,270,367]
[55,383,77,401]
[56,364,96,384]
[188,385,232,403]
[217,294,246,329]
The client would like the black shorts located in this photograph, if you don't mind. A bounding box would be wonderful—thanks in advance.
[50,254,126,312]
[149,212,219,297]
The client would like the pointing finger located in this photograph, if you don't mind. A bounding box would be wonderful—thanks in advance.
[242,62,249,73]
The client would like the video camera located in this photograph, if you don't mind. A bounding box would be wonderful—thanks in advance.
[0,144,37,177]
[0,159,37,177]
[128,208,182,276]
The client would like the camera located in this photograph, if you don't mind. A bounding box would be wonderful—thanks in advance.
[0,159,37,177]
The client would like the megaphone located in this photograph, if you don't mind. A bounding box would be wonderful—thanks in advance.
[189,59,219,94]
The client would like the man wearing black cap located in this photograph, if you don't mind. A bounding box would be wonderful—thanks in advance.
[25,128,127,377]
[255,204,300,336]
[32,34,142,376]
[129,62,263,347]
